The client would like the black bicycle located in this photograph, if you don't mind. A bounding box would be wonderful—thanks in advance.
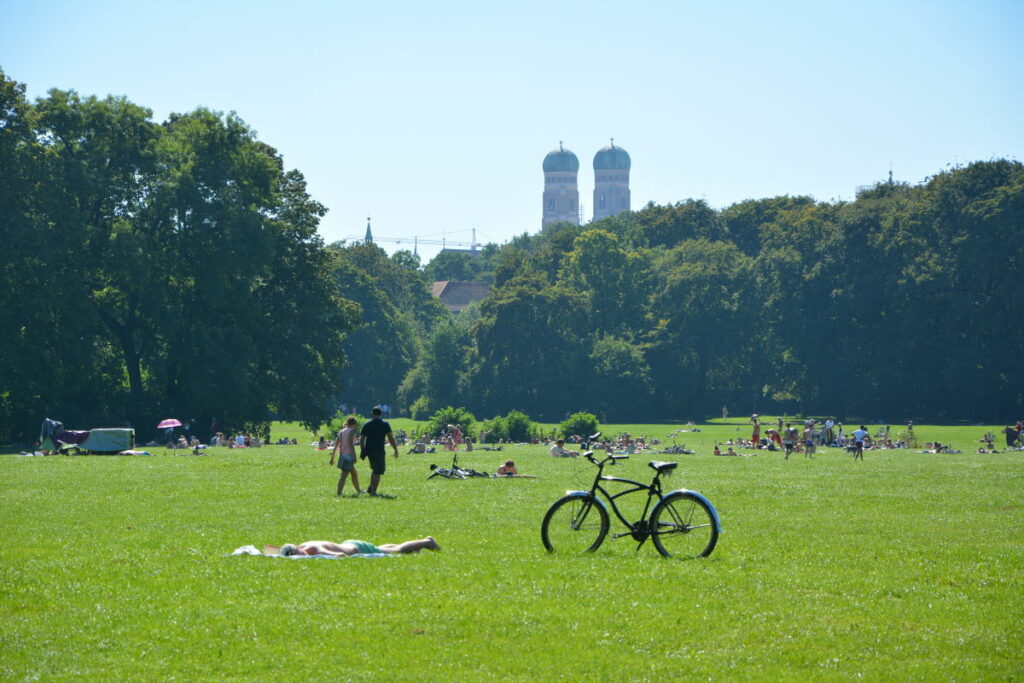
[427,452,492,480]
[541,452,720,558]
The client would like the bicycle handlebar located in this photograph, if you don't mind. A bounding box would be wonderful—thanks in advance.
[584,451,629,465]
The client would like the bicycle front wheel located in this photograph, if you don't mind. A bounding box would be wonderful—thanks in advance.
[650,491,718,558]
[541,495,609,553]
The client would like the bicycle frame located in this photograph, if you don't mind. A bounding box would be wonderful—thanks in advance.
[567,454,670,547]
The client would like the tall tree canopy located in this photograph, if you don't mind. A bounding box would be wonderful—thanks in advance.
[0,72,357,440]
[412,162,1024,424]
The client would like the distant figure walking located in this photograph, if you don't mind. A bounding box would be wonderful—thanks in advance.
[360,406,399,495]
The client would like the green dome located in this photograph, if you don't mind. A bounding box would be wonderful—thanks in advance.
[593,142,631,170]
[543,145,579,173]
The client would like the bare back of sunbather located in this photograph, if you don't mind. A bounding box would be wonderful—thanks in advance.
[294,537,439,556]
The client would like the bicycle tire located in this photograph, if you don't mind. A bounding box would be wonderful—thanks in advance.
[650,491,718,558]
[541,495,609,553]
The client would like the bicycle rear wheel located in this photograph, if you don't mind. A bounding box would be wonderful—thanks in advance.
[541,495,609,553]
[650,491,718,558]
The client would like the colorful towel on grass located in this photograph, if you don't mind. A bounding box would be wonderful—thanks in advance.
[230,545,393,559]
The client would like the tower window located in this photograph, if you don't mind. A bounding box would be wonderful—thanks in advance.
[549,198,555,212]
[599,195,606,210]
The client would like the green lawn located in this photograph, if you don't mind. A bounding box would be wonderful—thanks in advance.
[1,422,1021,679]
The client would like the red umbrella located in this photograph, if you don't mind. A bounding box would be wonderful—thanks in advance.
[157,419,182,429]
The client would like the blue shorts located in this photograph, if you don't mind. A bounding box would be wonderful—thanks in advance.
[338,453,356,471]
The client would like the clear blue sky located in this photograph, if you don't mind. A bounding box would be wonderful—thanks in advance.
[3,0,1022,262]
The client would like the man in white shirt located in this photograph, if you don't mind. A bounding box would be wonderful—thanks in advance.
[550,439,574,457]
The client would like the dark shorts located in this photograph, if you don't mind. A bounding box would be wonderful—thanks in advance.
[855,441,864,449]
[365,450,386,475]
[805,440,814,447]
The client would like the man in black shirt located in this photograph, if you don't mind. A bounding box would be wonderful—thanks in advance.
[360,406,400,495]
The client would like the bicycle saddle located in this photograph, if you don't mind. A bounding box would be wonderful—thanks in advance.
[648,461,678,472]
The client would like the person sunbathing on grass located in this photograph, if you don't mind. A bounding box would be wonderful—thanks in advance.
[277,537,440,557]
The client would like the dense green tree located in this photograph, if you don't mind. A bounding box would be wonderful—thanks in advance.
[397,319,472,416]
[328,252,416,412]
[0,77,357,440]
[626,199,729,248]
[468,275,589,420]
[721,195,816,257]
[587,336,653,421]
[647,239,758,418]
[0,73,119,438]
[422,250,474,281]
[558,229,652,336]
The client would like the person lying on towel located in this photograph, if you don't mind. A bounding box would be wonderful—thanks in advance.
[275,537,439,557]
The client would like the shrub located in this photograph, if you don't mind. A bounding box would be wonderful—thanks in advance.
[409,397,434,422]
[323,411,362,437]
[481,416,508,443]
[505,410,535,443]
[426,406,477,440]
[559,412,599,440]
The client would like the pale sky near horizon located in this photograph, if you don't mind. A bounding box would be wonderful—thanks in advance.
[3,1,1022,263]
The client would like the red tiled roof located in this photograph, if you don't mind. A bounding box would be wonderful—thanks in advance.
[431,281,490,313]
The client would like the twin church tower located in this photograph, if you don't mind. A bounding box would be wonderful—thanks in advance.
[542,139,631,228]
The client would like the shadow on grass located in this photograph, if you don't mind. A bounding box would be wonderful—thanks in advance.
[333,492,399,500]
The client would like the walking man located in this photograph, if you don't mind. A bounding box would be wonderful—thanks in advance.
[360,406,399,495]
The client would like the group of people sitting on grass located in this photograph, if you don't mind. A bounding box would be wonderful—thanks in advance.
[159,432,265,449]
[550,434,652,457]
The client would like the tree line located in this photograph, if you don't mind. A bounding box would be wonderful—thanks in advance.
[407,165,1024,425]
[2,70,1021,442]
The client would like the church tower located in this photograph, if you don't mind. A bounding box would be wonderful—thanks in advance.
[592,139,631,221]
[542,143,580,228]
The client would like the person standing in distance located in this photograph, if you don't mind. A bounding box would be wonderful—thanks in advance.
[360,406,399,495]
[852,425,869,461]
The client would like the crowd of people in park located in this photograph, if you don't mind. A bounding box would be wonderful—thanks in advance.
[718,415,918,459]
[138,409,1024,502]
[152,431,273,450]
[976,421,1024,452]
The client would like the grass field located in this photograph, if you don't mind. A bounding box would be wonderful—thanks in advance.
[2,421,1022,680]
